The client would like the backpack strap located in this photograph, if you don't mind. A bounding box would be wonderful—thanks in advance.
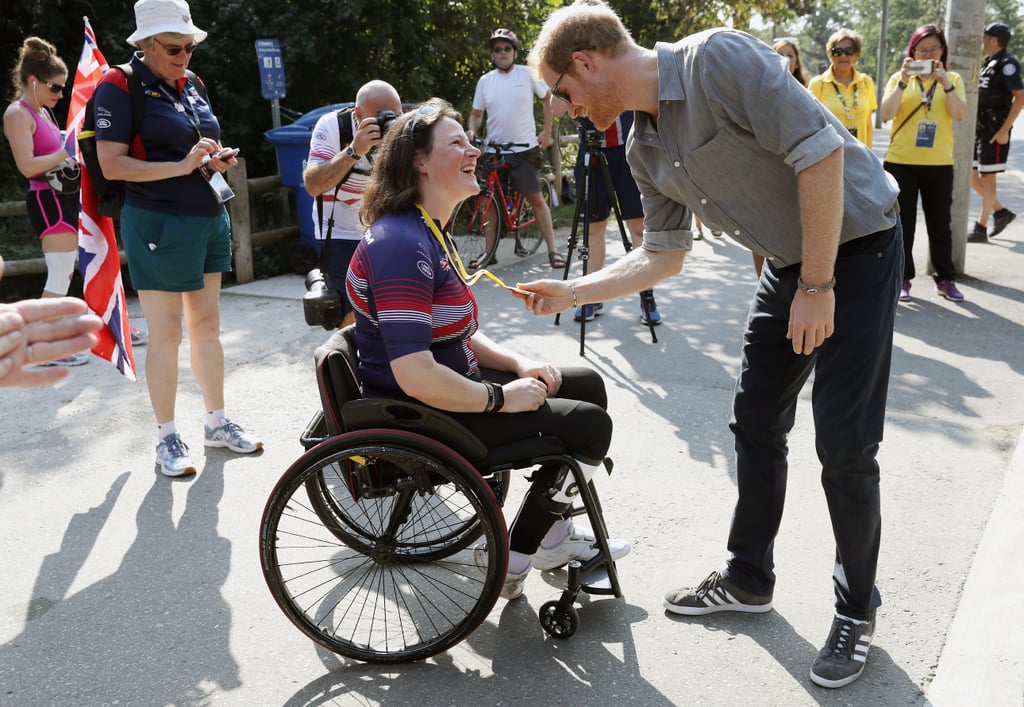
[109,64,146,151]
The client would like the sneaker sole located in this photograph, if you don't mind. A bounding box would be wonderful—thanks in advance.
[663,598,774,616]
[204,438,264,454]
[159,462,197,478]
[809,662,867,689]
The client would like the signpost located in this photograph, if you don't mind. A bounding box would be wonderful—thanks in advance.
[255,39,286,128]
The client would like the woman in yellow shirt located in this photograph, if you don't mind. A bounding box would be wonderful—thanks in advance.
[809,29,876,147]
[880,24,966,302]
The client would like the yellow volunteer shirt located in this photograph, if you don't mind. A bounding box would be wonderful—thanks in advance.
[809,68,878,147]
[883,71,965,165]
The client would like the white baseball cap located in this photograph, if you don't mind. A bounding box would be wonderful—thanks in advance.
[126,0,208,47]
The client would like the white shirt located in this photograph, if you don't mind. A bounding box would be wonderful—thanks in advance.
[472,64,548,151]
[306,109,370,240]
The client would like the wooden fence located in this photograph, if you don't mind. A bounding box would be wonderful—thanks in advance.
[0,158,295,284]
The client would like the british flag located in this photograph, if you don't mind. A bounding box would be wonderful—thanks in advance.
[68,17,136,380]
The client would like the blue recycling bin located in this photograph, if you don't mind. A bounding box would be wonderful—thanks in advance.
[264,102,352,251]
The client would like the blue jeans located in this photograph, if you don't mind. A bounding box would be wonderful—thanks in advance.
[724,221,903,621]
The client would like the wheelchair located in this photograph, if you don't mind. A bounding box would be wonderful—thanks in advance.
[259,325,624,663]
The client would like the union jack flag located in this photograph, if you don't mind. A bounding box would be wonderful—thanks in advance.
[69,17,137,380]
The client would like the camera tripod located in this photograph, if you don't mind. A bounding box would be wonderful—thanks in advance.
[555,131,658,355]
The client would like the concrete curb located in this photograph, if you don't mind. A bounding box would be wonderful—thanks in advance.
[927,424,1024,705]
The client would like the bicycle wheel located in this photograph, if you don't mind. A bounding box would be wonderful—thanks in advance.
[513,176,551,256]
[260,429,508,663]
[449,190,502,273]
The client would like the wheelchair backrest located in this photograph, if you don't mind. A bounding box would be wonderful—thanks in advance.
[313,325,362,436]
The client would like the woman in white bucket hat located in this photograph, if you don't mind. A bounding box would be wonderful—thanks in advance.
[94,0,263,478]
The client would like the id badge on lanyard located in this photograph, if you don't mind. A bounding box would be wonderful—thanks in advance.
[916,120,937,148]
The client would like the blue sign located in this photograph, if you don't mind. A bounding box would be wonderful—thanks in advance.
[255,39,286,99]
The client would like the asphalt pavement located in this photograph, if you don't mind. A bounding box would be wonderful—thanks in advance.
[0,138,1022,705]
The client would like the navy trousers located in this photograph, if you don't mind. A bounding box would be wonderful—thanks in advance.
[724,221,903,621]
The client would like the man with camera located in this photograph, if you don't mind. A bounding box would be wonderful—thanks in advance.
[968,22,1023,243]
[303,80,402,328]
[467,28,564,269]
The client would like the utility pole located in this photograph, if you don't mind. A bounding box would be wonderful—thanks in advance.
[945,0,986,275]
[875,0,890,129]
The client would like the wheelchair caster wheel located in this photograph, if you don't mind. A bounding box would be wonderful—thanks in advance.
[539,600,579,639]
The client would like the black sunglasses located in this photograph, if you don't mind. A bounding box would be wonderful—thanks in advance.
[830,46,858,57]
[40,79,66,94]
[491,45,515,54]
[153,36,197,56]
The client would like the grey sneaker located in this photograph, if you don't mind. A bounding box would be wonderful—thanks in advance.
[663,570,773,615]
[156,433,196,477]
[810,613,876,688]
[204,419,263,453]
[991,207,1016,237]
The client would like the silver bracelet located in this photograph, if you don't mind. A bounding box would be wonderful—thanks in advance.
[568,281,579,308]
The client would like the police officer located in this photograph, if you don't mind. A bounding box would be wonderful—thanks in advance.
[968,22,1024,243]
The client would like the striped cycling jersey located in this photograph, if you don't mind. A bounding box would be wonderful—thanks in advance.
[346,208,480,399]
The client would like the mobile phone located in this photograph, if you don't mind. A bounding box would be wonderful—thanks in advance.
[216,147,239,160]
[907,60,934,76]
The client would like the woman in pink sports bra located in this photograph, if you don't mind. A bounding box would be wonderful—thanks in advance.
[3,36,88,366]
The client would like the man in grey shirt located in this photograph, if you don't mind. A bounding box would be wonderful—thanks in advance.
[521,0,902,690]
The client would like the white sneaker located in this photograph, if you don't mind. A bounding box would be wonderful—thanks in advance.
[156,433,196,477]
[204,419,263,453]
[473,544,530,600]
[532,523,631,571]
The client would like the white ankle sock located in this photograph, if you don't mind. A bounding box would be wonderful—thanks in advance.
[157,421,177,442]
[508,551,532,575]
[206,409,227,429]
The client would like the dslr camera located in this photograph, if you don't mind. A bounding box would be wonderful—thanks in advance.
[576,116,605,148]
[303,268,345,330]
[375,109,398,134]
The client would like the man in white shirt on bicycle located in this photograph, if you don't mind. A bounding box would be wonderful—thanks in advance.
[468,28,565,269]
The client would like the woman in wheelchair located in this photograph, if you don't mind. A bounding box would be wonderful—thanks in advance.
[346,98,630,599]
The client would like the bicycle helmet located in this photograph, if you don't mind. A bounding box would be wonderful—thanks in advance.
[489,28,520,51]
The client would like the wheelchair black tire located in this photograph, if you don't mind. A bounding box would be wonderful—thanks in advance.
[303,462,501,561]
[260,429,509,663]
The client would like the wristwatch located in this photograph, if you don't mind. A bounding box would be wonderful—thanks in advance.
[344,144,361,160]
[798,276,836,294]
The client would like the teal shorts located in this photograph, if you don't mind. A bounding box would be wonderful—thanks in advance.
[120,204,232,292]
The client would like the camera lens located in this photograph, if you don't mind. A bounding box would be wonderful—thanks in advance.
[376,109,397,135]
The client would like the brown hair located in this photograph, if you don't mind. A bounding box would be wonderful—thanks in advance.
[360,98,462,226]
[527,0,633,79]
[773,39,807,87]
[9,36,67,98]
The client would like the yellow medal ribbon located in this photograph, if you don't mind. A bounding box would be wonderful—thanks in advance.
[416,203,522,292]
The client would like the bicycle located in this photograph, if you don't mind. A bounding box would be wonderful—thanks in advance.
[448,141,553,273]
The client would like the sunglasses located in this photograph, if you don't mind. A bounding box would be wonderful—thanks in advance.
[550,66,571,105]
[830,46,858,57]
[153,36,197,56]
[40,79,65,94]
[409,103,441,133]
[491,45,515,54]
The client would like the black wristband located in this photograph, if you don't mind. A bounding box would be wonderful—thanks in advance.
[944,85,955,93]
[897,80,908,90]
[491,384,504,413]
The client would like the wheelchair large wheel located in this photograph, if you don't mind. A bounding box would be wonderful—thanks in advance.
[260,429,508,663]
[303,460,508,561]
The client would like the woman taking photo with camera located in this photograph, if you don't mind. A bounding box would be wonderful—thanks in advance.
[346,98,629,600]
[94,0,260,477]
[3,36,88,366]
[879,24,966,303]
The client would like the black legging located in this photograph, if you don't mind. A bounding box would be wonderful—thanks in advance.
[883,161,955,281]
[446,366,612,555]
